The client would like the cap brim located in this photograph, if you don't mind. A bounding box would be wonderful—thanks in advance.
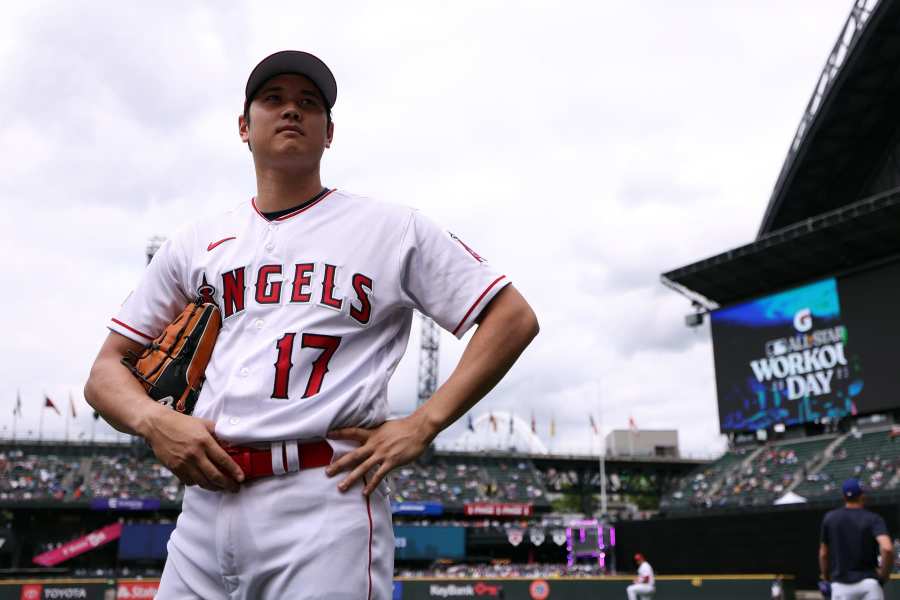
[245,50,337,109]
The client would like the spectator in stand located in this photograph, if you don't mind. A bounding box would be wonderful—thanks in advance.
[819,479,894,599]
[625,553,655,600]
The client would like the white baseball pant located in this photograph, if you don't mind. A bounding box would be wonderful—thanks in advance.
[831,579,883,600]
[626,583,655,600]
[156,443,393,600]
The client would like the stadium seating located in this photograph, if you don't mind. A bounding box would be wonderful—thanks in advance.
[87,455,180,501]
[0,449,82,501]
[0,448,180,503]
[537,467,579,492]
[660,448,752,509]
[711,437,834,506]
[389,456,549,507]
[7,431,892,511]
[661,426,900,510]
[1,446,551,507]
[795,428,900,499]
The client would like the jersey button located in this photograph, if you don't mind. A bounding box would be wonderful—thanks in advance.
[240,367,249,377]
[229,417,240,425]
[265,243,274,251]
[255,319,264,330]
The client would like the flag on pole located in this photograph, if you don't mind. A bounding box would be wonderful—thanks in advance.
[589,414,599,435]
[13,391,22,417]
[628,415,638,435]
[44,396,61,416]
[531,411,536,434]
[509,413,514,434]
[550,417,556,438]
[70,392,77,418]
[489,412,497,432]
[467,413,475,432]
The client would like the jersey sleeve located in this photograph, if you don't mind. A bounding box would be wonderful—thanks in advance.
[108,234,192,344]
[398,210,510,339]
[871,513,888,538]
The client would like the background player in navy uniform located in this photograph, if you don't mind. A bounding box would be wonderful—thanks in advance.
[819,478,894,600]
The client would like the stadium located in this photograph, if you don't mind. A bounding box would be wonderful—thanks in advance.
[3,1,900,599]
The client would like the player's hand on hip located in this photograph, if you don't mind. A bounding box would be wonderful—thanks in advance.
[143,406,244,493]
[326,415,431,496]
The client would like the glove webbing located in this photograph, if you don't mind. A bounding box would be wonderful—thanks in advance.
[121,300,205,394]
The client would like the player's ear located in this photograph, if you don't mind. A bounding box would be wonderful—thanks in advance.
[238,114,250,144]
[325,120,334,148]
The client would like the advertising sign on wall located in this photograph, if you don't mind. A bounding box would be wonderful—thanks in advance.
[32,523,122,567]
[116,580,160,599]
[463,503,532,517]
[393,526,465,560]
[390,502,443,516]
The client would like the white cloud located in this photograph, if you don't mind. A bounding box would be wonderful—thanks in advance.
[0,1,855,456]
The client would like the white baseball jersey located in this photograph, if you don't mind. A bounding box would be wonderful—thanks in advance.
[109,189,509,444]
[637,561,655,586]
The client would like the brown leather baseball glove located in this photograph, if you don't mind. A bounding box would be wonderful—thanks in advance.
[122,299,222,415]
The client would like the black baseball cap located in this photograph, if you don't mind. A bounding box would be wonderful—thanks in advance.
[244,50,337,112]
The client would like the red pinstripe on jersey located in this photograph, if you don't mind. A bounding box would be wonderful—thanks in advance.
[451,275,507,336]
[110,318,154,341]
[363,475,374,600]
[251,189,337,222]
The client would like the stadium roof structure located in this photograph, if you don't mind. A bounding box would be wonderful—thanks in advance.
[662,186,900,307]
[663,0,900,308]
[759,0,891,235]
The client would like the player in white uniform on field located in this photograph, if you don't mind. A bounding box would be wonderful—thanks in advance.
[84,51,539,600]
[626,553,655,600]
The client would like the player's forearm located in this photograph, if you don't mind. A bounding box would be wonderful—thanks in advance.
[818,548,829,580]
[414,286,538,441]
[878,547,893,580]
[84,356,168,437]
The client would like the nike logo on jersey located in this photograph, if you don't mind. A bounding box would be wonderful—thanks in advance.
[207,237,237,251]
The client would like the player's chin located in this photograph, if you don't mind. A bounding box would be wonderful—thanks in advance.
[267,140,325,159]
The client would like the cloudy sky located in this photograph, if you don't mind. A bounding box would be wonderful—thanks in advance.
[0,1,856,457]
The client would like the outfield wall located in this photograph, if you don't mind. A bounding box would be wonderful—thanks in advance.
[0,575,813,599]
[394,575,796,599]
[3,575,900,599]
[617,501,900,588]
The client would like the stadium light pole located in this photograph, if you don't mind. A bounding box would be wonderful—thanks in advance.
[417,313,440,409]
[596,383,608,519]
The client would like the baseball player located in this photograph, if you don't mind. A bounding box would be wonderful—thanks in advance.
[819,478,894,600]
[625,552,655,600]
[84,50,539,599]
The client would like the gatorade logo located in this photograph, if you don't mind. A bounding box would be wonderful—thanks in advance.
[793,308,812,332]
